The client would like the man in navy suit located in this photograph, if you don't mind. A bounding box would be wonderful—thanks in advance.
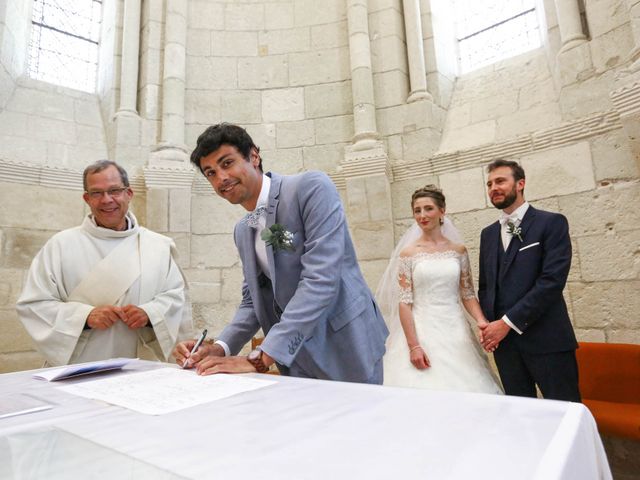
[478,159,580,401]
[173,123,388,383]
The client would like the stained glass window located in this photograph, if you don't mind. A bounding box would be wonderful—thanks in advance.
[454,0,541,73]
[28,0,102,93]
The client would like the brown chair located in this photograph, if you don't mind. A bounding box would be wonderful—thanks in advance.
[576,342,640,440]
[250,337,280,375]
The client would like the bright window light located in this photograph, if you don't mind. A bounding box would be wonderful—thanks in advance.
[454,0,541,74]
[28,0,102,93]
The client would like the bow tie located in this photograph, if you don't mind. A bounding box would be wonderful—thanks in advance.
[244,205,267,228]
[499,213,519,226]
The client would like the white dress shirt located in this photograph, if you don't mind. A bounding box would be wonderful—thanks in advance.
[499,201,529,250]
[253,174,271,278]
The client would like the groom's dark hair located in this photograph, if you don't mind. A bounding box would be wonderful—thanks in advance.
[190,123,263,173]
[486,159,525,182]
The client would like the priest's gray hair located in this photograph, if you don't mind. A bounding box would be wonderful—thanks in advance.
[83,160,130,191]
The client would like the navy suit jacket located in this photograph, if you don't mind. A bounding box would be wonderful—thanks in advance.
[218,171,389,382]
[478,206,577,354]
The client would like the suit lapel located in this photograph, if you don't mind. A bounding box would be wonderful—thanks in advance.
[499,206,537,282]
[485,222,500,285]
[265,172,281,293]
[237,222,258,267]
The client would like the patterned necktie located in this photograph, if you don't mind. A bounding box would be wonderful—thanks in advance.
[499,212,519,250]
[244,205,267,229]
[499,212,518,226]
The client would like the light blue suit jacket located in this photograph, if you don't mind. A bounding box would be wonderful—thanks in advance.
[218,171,388,382]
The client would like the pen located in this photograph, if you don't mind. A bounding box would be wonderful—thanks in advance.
[183,329,207,369]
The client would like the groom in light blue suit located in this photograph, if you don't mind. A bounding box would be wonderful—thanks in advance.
[174,123,388,383]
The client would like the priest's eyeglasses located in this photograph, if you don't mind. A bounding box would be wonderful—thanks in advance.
[86,187,128,200]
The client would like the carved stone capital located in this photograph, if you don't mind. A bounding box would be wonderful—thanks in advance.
[610,76,640,170]
[340,141,393,182]
[148,144,190,167]
[611,77,640,117]
[407,90,433,103]
[143,164,195,190]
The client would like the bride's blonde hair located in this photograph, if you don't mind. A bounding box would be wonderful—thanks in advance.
[411,184,446,210]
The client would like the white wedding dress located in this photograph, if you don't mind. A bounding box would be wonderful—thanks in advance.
[383,250,503,394]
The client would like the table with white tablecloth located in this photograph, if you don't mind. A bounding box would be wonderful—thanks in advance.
[0,361,611,480]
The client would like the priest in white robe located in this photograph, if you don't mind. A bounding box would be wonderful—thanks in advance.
[16,160,193,366]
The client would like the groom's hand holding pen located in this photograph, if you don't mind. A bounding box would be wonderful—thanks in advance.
[173,329,227,368]
[182,329,207,369]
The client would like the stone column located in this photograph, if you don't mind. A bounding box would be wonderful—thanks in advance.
[149,0,189,166]
[341,0,395,282]
[613,3,640,170]
[145,0,193,245]
[553,0,587,52]
[403,0,432,103]
[117,0,141,116]
[625,0,640,63]
[347,0,379,151]
[611,75,640,172]
[113,0,142,163]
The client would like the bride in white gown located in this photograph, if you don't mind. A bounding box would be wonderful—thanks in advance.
[378,185,502,394]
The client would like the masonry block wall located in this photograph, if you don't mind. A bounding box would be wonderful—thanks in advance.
[0,0,638,372]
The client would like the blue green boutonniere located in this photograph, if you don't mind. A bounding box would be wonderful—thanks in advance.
[261,224,295,251]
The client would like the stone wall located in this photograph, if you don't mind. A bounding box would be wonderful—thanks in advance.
[184,0,354,174]
[0,0,639,372]
[0,78,108,169]
[0,181,84,371]
[0,0,30,106]
[390,139,639,344]
[440,50,562,151]
[385,0,640,342]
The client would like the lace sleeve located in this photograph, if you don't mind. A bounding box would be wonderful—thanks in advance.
[459,251,477,300]
[397,256,413,305]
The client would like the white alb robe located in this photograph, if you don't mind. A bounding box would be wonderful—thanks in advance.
[16,212,193,366]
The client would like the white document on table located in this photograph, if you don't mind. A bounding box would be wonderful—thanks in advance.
[58,367,277,415]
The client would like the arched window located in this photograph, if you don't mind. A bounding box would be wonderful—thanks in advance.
[454,0,542,73]
[28,0,102,93]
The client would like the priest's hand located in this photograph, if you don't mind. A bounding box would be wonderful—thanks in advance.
[173,339,224,368]
[86,306,125,329]
[196,356,258,376]
[122,305,150,329]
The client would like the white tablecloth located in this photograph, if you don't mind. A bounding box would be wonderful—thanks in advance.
[0,361,612,480]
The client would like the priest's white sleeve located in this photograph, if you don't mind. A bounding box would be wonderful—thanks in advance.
[138,253,192,361]
[16,244,94,366]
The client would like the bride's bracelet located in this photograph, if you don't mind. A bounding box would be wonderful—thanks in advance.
[408,345,422,353]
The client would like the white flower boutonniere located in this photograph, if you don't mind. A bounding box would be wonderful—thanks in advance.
[506,221,523,242]
[261,224,295,251]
